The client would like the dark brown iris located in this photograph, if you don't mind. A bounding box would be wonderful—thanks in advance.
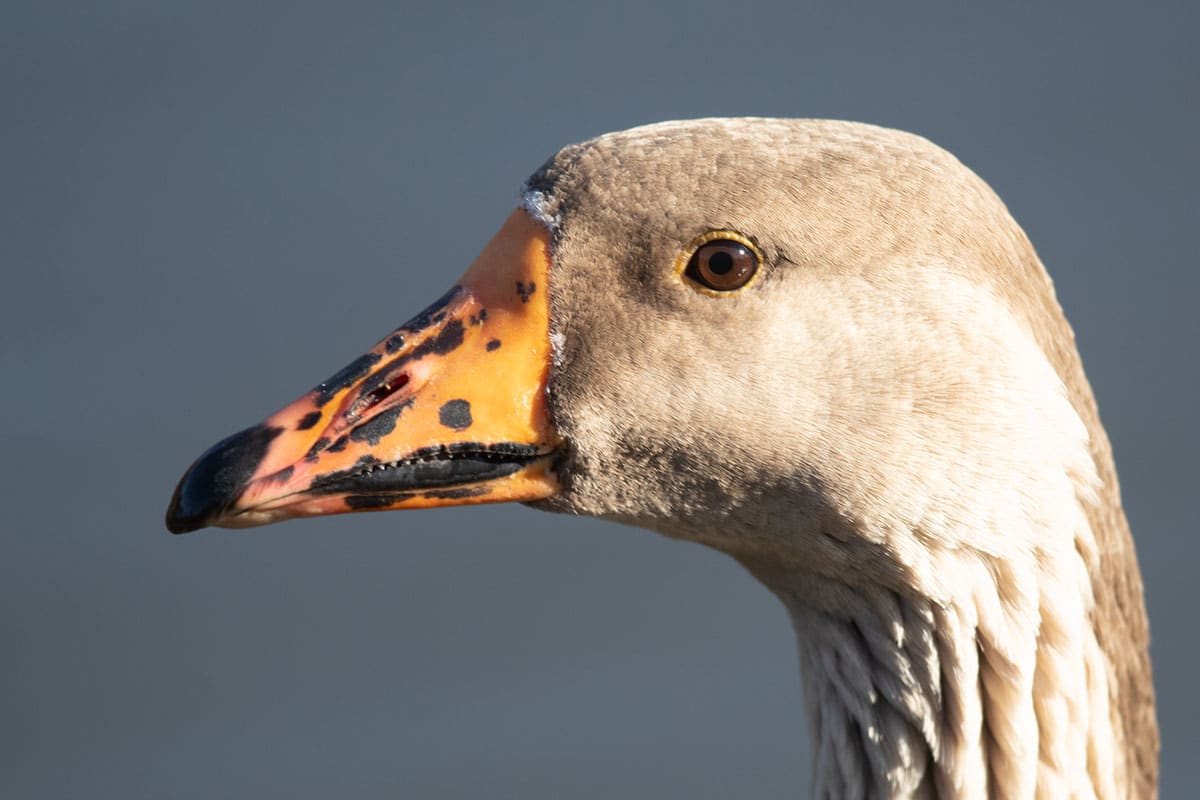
[686,240,759,291]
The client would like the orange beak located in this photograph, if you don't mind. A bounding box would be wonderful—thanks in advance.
[165,209,561,533]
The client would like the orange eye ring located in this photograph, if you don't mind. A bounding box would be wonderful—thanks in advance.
[675,230,764,295]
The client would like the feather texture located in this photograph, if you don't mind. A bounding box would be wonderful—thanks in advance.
[525,119,1157,798]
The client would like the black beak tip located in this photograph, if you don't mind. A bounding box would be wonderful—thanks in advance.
[165,475,207,534]
[164,424,283,535]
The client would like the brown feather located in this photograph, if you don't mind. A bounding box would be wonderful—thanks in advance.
[526,118,1158,796]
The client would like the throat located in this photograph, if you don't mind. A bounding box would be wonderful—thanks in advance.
[784,578,944,799]
[737,517,1118,800]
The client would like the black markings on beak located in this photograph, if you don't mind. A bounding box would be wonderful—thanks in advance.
[314,353,382,407]
[486,339,501,351]
[272,466,294,483]
[382,320,467,374]
[516,281,536,303]
[385,334,405,354]
[345,495,402,510]
[343,486,490,510]
[296,411,322,431]
[305,437,330,462]
[423,486,490,500]
[429,319,464,355]
[438,399,473,431]
[349,400,413,446]
[309,442,544,498]
[400,287,463,334]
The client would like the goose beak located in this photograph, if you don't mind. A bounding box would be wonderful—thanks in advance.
[165,209,561,534]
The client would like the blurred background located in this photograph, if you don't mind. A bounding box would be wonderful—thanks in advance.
[3,2,1196,797]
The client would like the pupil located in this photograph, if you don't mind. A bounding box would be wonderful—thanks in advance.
[708,250,735,275]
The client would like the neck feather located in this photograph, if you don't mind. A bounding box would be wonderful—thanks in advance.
[725,273,1129,798]
[740,486,1119,799]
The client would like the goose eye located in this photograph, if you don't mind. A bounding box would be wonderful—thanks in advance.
[684,238,760,292]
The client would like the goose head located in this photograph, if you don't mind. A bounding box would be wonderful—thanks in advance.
[166,119,1156,798]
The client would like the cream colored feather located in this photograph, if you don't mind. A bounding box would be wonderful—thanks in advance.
[523,119,1157,798]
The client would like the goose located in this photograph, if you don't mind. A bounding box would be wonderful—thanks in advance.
[165,118,1158,798]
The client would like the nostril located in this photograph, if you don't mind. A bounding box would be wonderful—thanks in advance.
[349,372,410,420]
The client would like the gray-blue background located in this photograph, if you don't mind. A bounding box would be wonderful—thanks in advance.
[3,2,1196,797]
